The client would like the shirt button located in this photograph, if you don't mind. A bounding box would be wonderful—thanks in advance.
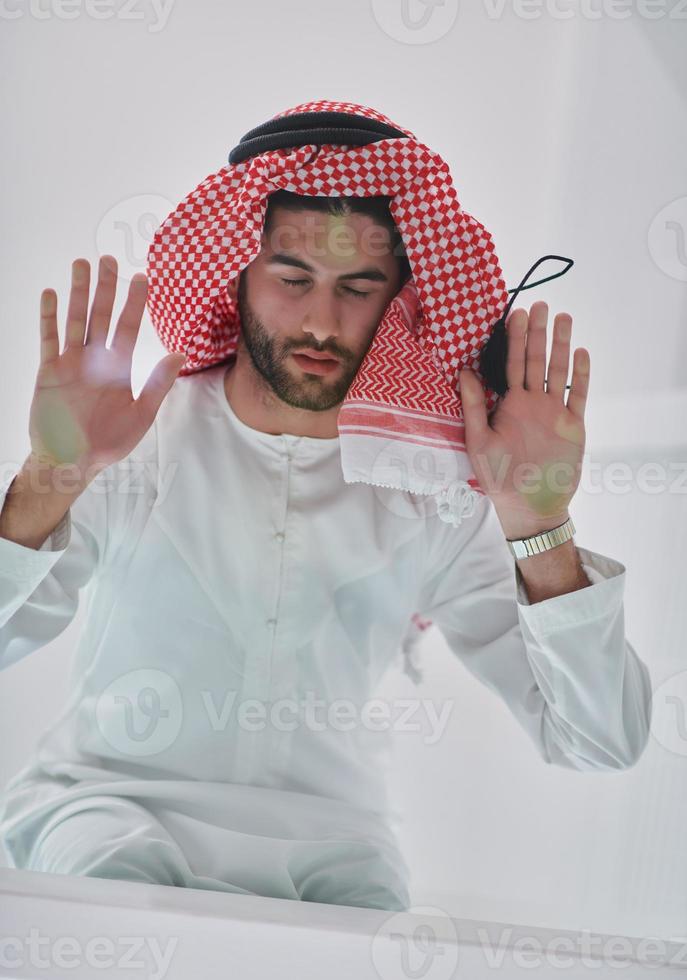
[275,531,285,542]
[266,618,277,628]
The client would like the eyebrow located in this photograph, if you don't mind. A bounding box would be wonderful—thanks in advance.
[266,253,389,283]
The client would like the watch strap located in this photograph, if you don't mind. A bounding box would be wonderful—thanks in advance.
[506,516,576,560]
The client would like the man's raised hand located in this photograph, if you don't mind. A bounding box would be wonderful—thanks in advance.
[30,255,186,485]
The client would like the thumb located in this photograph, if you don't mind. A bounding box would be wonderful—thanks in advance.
[135,353,186,429]
[459,368,489,443]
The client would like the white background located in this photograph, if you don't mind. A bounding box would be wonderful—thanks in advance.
[1,0,686,944]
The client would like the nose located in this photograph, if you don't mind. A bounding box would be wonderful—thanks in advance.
[300,289,340,345]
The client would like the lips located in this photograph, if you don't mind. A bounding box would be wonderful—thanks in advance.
[291,350,341,376]
[293,348,340,362]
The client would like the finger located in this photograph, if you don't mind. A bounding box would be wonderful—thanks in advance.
[524,301,548,391]
[64,259,91,349]
[39,288,59,365]
[134,353,186,430]
[505,307,527,390]
[545,312,572,401]
[85,254,118,347]
[110,274,148,359]
[566,347,590,419]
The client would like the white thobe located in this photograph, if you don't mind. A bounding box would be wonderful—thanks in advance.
[0,362,653,910]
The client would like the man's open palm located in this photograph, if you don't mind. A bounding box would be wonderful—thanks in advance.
[459,301,590,534]
[31,256,186,482]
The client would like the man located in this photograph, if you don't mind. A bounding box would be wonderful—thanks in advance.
[0,105,652,912]
[225,189,410,438]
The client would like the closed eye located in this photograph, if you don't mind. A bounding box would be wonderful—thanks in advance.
[280,278,371,299]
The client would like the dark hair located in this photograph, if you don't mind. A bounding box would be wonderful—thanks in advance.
[263,189,412,285]
[263,188,507,397]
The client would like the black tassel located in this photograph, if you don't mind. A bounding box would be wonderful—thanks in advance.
[477,254,575,400]
[478,316,508,397]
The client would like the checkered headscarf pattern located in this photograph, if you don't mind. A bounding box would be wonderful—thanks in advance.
[146,98,509,436]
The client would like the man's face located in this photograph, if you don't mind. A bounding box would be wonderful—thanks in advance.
[235,204,405,412]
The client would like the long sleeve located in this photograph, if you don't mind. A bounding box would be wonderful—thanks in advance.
[0,424,158,673]
[415,493,653,772]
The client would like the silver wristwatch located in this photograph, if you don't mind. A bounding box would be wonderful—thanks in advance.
[506,516,576,560]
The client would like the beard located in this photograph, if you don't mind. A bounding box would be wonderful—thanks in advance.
[236,272,368,412]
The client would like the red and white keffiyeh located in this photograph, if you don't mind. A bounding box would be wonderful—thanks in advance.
[146,99,511,532]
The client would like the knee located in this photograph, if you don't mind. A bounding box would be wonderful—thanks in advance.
[25,802,187,888]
